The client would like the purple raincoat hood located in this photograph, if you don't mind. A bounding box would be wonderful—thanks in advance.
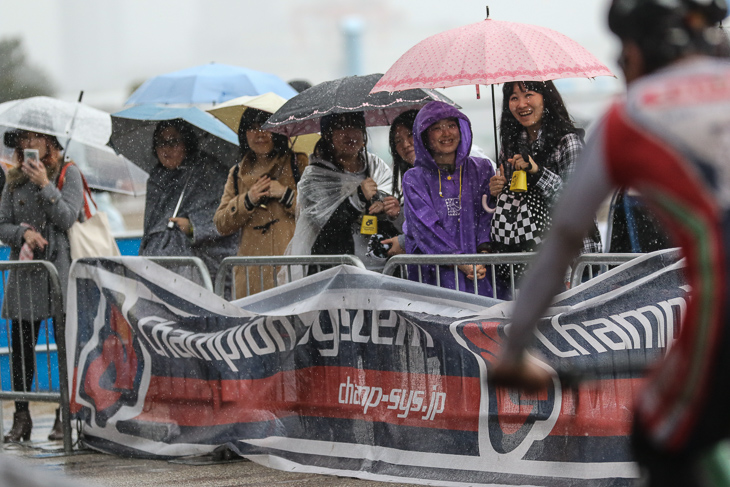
[413,101,472,171]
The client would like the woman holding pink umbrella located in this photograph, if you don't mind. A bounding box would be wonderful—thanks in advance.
[486,80,601,294]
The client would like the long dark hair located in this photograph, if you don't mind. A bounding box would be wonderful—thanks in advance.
[237,108,290,160]
[313,112,368,169]
[152,119,199,161]
[499,80,579,165]
[389,109,418,200]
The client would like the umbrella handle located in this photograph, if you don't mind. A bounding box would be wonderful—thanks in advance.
[482,194,496,213]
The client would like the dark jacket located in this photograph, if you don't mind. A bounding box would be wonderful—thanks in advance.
[140,151,238,280]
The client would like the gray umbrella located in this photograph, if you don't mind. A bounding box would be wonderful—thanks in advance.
[262,73,459,137]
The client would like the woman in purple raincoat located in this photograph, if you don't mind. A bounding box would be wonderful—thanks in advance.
[402,101,496,296]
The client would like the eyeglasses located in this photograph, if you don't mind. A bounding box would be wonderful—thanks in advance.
[156,138,183,149]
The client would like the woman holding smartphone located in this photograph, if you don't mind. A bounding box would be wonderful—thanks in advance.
[0,128,84,442]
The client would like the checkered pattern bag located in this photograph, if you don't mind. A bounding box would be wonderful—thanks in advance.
[490,190,552,246]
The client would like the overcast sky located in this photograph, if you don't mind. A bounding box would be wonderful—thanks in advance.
[0,0,624,158]
[0,1,621,97]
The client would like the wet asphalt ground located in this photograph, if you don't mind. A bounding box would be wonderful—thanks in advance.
[0,403,425,487]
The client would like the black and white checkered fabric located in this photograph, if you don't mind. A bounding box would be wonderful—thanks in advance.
[491,129,601,252]
[490,191,551,246]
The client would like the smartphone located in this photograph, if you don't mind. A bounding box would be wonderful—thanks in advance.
[23,149,40,169]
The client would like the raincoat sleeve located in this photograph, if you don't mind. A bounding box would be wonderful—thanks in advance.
[43,164,85,231]
[214,164,250,236]
[403,170,461,255]
[367,153,393,198]
[283,164,363,256]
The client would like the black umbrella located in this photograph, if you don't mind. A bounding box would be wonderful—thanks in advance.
[262,73,458,137]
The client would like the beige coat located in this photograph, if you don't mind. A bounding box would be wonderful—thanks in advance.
[214,151,307,298]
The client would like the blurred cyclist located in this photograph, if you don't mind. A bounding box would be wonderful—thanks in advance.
[491,0,730,485]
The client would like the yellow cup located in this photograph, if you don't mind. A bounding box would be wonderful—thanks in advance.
[360,215,378,235]
[510,170,527,192]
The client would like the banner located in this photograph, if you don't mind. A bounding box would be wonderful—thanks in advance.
[67,250,685,486]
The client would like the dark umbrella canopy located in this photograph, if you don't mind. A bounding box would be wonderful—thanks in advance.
[110,105,240,174]
[262,73,458,137]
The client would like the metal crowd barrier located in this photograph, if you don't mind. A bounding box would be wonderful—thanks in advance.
[383,253,536,299]
[384,252,647,298]
[569,252,644,288]
[0,261,72,453]
[215,255,366,297]
[215,253,647,300]
[144,256,213,292]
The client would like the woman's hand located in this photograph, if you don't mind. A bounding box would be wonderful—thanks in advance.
[508,154,539,174]
[458,264,486,280]
[382,236,405,257]
[368,200,385,215]
[22,158,49,188]
[489,164,507,197]
[23,228,48,251]
[169,217,192,236]
[267,180,287,199]
[360,178,378,201]
[489,355,553,392]
[247,175,271,205]
[383,196,401,218]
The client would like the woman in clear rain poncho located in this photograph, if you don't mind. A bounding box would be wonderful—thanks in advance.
[285,111,394,276]
[139,119,238,283]
[214,108,308,298]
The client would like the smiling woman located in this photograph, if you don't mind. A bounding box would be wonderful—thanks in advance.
[401,101,497,297]
[486,80,602,295]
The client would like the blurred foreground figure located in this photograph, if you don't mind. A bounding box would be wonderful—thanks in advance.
[0,456,96,487]
[491,0,730,485]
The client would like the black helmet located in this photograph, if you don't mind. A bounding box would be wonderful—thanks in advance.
[609,0,727,36]
[609,0,728,71]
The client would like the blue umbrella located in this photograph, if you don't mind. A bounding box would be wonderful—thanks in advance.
[110,105,240,174]
[125,63,298,106]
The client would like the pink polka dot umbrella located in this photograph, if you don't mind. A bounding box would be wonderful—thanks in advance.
[371,11,615,156]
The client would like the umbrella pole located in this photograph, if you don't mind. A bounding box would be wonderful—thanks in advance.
[64,90,84,162]
[491,85,499,160]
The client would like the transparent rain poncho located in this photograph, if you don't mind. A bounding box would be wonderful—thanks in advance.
[282,153,392,280]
